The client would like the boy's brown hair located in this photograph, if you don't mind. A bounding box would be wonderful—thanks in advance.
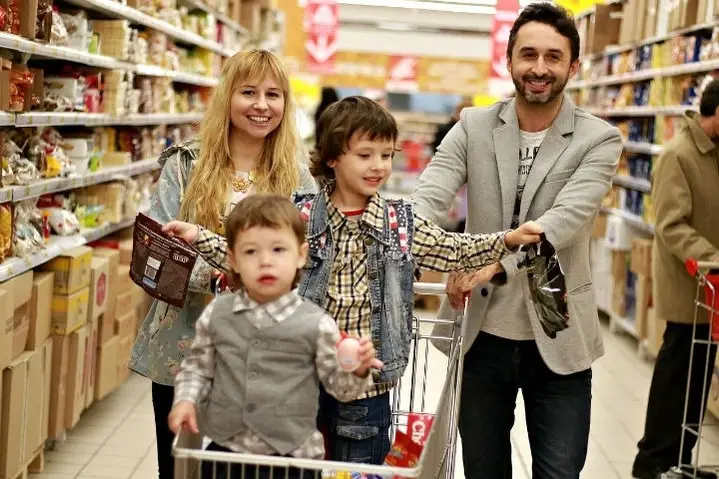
[310,95,398,180]
[224,194,306,289]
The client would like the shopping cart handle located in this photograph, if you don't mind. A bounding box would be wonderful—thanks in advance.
[686,258,719,276]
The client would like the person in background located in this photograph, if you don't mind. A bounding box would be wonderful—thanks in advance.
[431,99,473,154]
[161,96,544,466]
[631,79,719,479]
[411,3,622,478]
[128,49,317,479]
[314,86,340,140]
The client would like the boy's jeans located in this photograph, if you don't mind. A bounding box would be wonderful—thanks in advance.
[317,386,391,465]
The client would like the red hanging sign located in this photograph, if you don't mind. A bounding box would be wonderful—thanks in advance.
[304,0,339,74]
[490,0,519,81]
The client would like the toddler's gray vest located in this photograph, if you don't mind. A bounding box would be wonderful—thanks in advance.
[203,293,325,455]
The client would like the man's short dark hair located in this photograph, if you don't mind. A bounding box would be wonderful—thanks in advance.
[507,2,580,63]
[699,79,719,117]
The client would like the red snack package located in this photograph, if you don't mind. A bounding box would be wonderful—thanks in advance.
[407,413,434,448]
[384,430,422,469]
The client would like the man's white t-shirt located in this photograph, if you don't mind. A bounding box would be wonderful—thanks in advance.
[481,128,547,341]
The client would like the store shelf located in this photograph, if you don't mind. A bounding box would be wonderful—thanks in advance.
[10,158,160,202]
[570,58,719,89]
[584,105,694,117]
[0,32,218,87]
[624,142,664,155]
[13,112,203,127]
[602,206,655,235]
[0,188,12,204]
[0,214,141,282]
[63,0,236,56]
[178,0,251,37]
[0,112,14,126]
[613,175,651,192]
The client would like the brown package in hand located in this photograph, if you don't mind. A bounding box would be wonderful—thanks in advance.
[130,214,198,308]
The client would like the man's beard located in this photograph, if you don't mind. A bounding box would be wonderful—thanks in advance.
[512,72,568,104]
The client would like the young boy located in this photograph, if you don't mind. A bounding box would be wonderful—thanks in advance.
[164,96,543,465]
[168,194,382,479]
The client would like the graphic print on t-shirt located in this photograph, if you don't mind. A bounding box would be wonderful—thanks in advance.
[512,129,547,229]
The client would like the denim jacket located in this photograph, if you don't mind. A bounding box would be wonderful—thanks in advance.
[294,192,416,384]
[129,140,317,386]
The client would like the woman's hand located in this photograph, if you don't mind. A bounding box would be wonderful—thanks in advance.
[446,263,503,310]
[504,221,543,249]
[163,221,200,243]
[168,400,199,434]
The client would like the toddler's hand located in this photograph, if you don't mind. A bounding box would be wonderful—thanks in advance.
[354,337,384,378]
[504,221,543,249]
[163,221,200,243]
[168,400,199,434]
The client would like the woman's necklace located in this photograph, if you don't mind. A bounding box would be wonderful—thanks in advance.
[231,170,255,193]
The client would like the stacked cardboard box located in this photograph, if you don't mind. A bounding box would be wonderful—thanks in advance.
[630,239,654,341]
[91,248,120,401]
[40,246,92,436]
[0,270,54,478]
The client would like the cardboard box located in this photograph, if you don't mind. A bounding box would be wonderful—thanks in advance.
[634,275,652,340]
[41,246,92,295]
[95,336,120,400]
[65,327,88,430]
[0,271,34,312]
[118,238,133,265]
[93,248,120,298]
[85,317,99,409]
[12,304,30,360]
[592,213,607,238]
[25,346,50,462]
[114,310,136,340]
[89,256,110,321]
[631,239,653,278]
[28,272,53,350]
[117,336,133,386]
[116,265,132,296]
[0,289,12,370]
[49,335,69,439]
[51,287,90,335]
[40,339,52,449]
[98,313,115,346]
[0,353,30,479]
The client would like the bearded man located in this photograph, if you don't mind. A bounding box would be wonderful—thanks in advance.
[411,3,622,478]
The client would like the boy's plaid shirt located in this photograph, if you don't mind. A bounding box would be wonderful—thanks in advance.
[194,191,511,400]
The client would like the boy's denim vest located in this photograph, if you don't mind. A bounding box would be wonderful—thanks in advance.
[293,192,416,384]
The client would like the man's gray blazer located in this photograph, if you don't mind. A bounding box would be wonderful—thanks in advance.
[412,94,622,375]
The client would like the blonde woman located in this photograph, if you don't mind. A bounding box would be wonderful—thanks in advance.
[128,49,316,479]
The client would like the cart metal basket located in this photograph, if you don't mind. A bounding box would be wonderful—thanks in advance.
[662,259,719,479]
[173,281,466,479]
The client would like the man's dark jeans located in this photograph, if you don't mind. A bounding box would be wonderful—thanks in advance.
[459,332,592,479]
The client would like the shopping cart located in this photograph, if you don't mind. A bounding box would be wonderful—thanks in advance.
[172,281,466,479]
[662,259,719,479]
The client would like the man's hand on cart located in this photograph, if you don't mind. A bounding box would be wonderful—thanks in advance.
[163,220,200,243]
[446,263,503,310]
[168,400,200,435]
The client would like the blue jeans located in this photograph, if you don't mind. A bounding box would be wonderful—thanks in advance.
[317,387,391,465]
[459,332,592,479]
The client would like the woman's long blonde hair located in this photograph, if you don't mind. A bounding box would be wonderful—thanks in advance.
[179,49,299,232]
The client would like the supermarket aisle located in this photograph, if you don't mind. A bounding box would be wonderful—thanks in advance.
[30,317,719,479]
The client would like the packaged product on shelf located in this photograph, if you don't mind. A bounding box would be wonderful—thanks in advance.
[13,200,47,257]
[3,137,39,185]
[35,0,54,43]
[59,10,90,52]
[0,204,12,262]
[3,0,19,35]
